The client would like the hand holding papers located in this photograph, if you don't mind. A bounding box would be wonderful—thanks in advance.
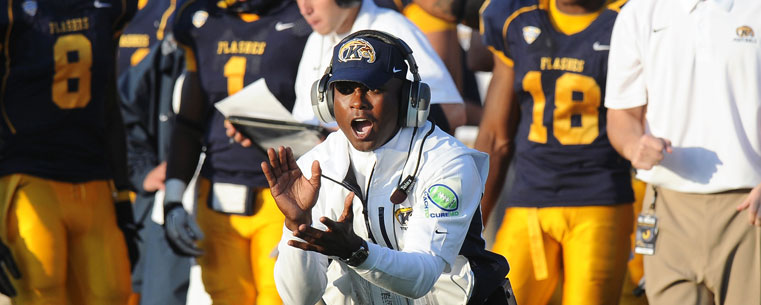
[215,79,326,158]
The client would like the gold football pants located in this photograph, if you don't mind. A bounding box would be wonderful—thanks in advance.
[492,204,633,305]
[196,179,284,305]
[0,174,132,305]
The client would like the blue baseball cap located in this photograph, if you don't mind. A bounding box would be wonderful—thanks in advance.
[327,36,408,90]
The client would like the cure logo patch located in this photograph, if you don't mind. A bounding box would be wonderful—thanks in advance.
[338,38,376,63]
[426,184,458,211]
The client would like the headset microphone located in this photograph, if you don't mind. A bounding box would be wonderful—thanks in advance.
[390,175,415,204]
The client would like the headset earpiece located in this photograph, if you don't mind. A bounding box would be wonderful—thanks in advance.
[310,30,431,127]
[311,67,336,123]
[412,82,430,127]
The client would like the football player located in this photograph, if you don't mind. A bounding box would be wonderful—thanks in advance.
[162,0,311,303]
[116,1,192,304]
[117,0,177,74]
[0,0,136,304]
[475,0,634,304]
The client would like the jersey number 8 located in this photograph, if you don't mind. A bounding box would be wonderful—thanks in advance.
[523,71,601,145]
[52,34,92,109]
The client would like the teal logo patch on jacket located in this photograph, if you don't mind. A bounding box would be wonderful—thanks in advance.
[426,184,458,211]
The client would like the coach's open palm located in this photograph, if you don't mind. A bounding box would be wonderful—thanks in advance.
[262,146,321,231]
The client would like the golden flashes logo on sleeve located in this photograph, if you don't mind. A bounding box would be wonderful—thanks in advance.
[338,38,376,63]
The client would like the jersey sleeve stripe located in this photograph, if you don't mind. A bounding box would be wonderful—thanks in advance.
[488,46,514,67]
[156,0,177,40]
[1,0,16,134]
[502,5,539,41]
[478,0,491,36]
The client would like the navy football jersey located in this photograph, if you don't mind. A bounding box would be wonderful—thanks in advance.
[173,0,310,187]
[117,0,176,75]
[481,0,632,207]
[0,0,136,182]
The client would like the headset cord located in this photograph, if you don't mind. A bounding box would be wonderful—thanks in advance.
[396,126,419,187]
[410,124,436,179]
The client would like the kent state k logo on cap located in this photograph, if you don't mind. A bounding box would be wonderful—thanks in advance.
[328,36,408,89]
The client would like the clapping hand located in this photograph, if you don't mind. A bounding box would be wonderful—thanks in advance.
[261,146,322,231]
[289,192,364,259]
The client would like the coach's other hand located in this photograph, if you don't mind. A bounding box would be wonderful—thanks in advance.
[164,203,204,257]
[262,146,321,232]
[290,192,364,259]
[0,240,20,297]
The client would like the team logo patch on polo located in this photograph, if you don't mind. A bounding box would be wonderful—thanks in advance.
[734,25,757,43]
[522,26,541,44]
[427,184,458,211]
[192,11,208,28]
[338,38,376,63]
[22,0,37,16]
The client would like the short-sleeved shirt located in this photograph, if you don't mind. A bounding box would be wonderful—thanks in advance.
[481,0,633,207]
[604,0,761,193]
[173,0,311,187]
[117,0,177,75]
[0,0,136,182]
[291,0,462,127]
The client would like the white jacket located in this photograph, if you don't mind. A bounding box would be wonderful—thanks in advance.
[275,122,489,305]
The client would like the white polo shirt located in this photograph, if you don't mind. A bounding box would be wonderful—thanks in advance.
[291,0,463,126]
[605,0,761,193]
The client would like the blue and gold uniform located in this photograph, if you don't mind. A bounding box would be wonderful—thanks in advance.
[481,0,633,304]
[0,0,136,304]
[117,0,177,75]
[170,0,310,303]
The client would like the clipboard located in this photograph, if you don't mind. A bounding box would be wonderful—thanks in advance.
[227,115,328,158]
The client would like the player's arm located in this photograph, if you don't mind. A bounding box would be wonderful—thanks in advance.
[118,44,164,193]
[105,71,133,195]
[605,3,670,171]
[411,0,484,29]
[162,67,207,257]
[165,69,205,192]
[467,32,493,72]
[473,54,518,225]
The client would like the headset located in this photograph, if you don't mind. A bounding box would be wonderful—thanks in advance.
[310,30,431,128]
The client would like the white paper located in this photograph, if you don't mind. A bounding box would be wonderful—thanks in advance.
[214,78,295,122]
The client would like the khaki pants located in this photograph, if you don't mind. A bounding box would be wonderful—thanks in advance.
[643,187,761,305]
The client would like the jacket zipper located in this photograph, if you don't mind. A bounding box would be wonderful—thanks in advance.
[377,206,395,249]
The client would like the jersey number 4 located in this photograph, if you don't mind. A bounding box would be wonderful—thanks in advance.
[52,34,92,109]
[523,71,601,145]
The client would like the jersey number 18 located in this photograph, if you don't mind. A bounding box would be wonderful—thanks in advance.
[523,71,601,145]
